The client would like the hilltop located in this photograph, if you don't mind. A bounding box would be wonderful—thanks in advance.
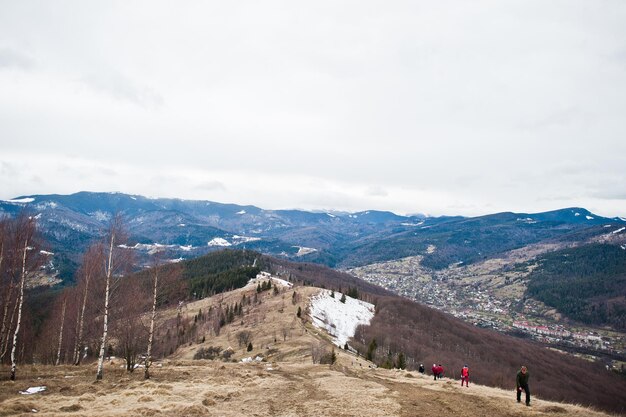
[0,275,622,416]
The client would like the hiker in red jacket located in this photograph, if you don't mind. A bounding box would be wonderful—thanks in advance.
[437,364,444,379]
[461,364,470,387]
[432,363,438,380]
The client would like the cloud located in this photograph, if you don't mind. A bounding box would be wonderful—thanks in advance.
[80,70,164,109]
[0,47,35,70]
[195,181,226,192]
[366,186,388,197]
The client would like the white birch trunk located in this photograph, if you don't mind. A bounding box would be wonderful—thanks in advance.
[56,296,67,365]
[96,233,115,380]
[73,270,91,365]
[10,237,28,380]
[144,267,159,379]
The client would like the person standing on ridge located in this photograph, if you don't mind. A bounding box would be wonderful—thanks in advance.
[461,364,470,387]
[432,363,438,380]
[516,365,530,406]
[418,363,425,374]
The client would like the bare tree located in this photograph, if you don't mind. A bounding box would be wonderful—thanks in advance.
[10,213,41,380]
[237,330,253,348]
[144,253,182,379]
[72,244,104,365]
[55,294,67,366]
[0,217,19,362]
[114,277,148,373]
[96,215,132,380]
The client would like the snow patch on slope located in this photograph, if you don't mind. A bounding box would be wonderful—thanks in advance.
[294,246,317,256]
[309,290,375,347]
[208,238,231,247]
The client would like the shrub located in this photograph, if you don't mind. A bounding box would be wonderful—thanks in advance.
[193,346,223,360]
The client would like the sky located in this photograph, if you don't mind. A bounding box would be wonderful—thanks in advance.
[1,1,625,217]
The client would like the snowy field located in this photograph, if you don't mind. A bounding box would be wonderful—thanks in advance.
[309,290,375,347]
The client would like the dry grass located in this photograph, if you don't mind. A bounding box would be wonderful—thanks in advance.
[0,284,621,417]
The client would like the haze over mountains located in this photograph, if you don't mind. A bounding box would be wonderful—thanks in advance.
[2,191,626,332]
[1,191,624,279]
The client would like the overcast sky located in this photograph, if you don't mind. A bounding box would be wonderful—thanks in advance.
[1,1,625,217]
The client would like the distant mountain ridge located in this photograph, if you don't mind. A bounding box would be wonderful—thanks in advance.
[1,192,624,281]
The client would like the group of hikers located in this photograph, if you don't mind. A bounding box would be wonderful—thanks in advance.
[415,363,531,406]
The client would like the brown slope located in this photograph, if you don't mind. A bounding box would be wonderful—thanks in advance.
[261,257,626,414]
[0,281,619,417]
[352,296,626,414]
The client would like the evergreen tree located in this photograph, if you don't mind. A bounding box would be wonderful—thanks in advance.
[247,342,253,352]
[396,352,406,370]
[340,293,346,304]
[366,339,377,361]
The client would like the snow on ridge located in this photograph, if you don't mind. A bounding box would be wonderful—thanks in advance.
[401,221,424,226]
[294,246,317,257]
[309,290,375,347]
[208,237,232,247]
[91,210,111,222]
[232,235,261,244]
[246,271,293,289]
[586,215,594,220]
[5,197,35,204]
[612,227,626,235]
[35,201,57,210]
[236,210,246,215]
[574,212,581,216]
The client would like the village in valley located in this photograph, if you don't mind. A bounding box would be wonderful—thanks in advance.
[347,254,626,372]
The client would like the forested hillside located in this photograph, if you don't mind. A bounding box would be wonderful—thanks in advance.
[526,244,626,329]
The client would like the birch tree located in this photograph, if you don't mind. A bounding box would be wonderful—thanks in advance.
[96,215,132,380]
[55,294,67,366]
[144,253,182,379]
[73,244,104,365]
[10,214,41,380]
[0,218,12,362]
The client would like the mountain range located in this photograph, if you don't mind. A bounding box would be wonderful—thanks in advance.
[1,191,625,282]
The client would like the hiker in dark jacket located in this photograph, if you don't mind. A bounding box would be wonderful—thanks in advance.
[516,366,530,406]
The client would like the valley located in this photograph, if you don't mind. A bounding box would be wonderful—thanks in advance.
[348,245,626,369]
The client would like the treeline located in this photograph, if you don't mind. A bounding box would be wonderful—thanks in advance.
[183,250,262,299]
[525,243,626,329]
[350,296,626,414]
[131,249,263,300]
[261,256,393,299]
